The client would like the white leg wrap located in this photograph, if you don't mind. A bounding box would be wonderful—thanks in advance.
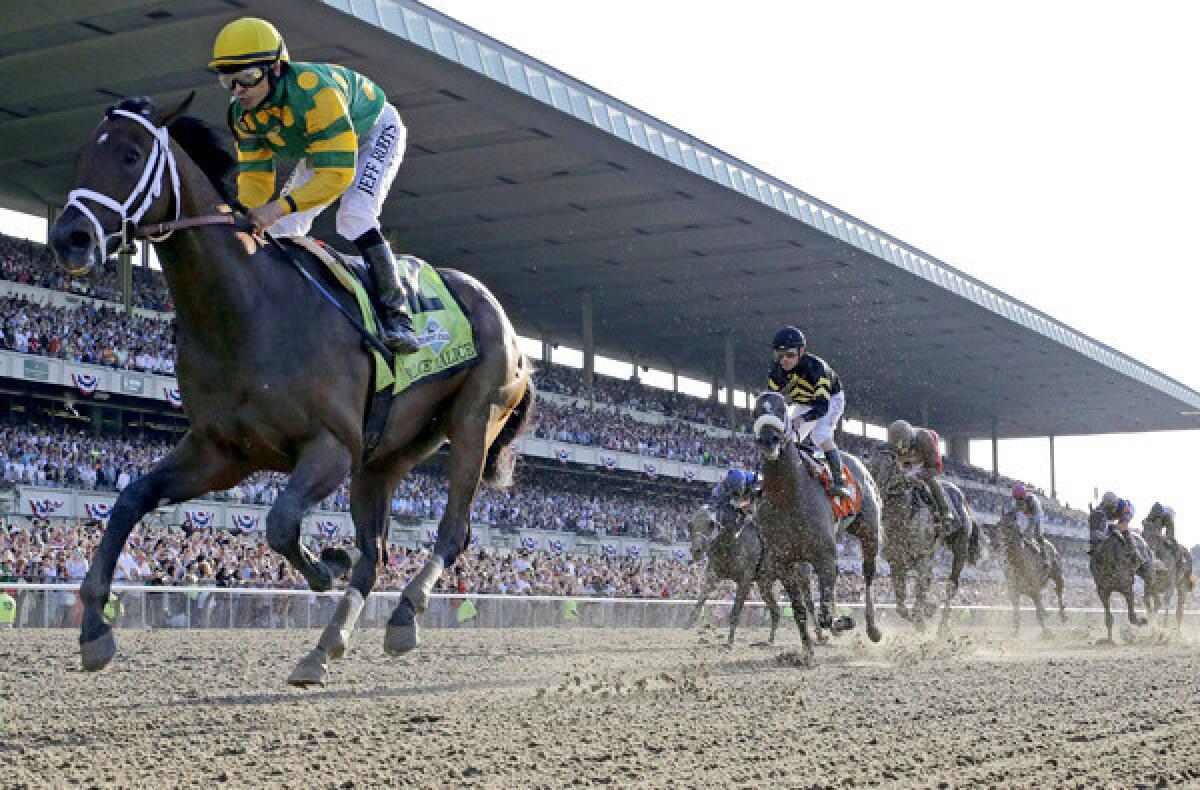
[403,556,445,614]
[317,588,364,656]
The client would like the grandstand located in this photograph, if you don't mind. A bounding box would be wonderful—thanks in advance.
[0,1,1195,611]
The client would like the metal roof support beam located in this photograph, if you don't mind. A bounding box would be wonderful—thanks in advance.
[45,203,57,245]
[581,292,594,410]
[725,337,737,435]
[991,418,1000,485]
[540,338,552,364]
[946,436,970,465]
[1049,435,1057,502]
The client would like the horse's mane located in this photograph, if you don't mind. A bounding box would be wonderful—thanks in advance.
[111,97,237,203]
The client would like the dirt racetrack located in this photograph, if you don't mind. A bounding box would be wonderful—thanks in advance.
[3,623,1199,788]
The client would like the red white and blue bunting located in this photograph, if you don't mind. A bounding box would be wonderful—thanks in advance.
[71,373,98,396]
[163,387,183,409]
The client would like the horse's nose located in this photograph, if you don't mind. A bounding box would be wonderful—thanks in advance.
[50,217,89,254]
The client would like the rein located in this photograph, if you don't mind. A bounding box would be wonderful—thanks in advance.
[69,109,395,363]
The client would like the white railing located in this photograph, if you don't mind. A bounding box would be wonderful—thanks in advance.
[5,583,1197,631]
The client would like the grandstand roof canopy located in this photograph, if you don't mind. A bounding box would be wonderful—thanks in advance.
[2,0,1198,438]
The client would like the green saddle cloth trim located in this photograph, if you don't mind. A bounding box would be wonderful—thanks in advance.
[320,251,478,394]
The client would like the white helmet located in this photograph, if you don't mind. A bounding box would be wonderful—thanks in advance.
[1100,491,1118,510]
[887,419,915,448]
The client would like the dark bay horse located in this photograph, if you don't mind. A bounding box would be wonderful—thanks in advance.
[868,447,984,635]
[1087,509,1150,644]
[751,392,882,662]
[51,97,534,685]
[994,512,1066,638]
[686,507,783,645]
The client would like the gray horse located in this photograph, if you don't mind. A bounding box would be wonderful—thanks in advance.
[685,507,783,645]
[1086,508,1151,644]
[868,447,985,635]
[1142,527,1196,630]
[994,512,1067,638]
[752,392,883,662]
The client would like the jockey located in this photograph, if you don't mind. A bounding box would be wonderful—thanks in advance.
[1009,483,1047,558]
[209,17,420,355]
[766,326,851,498]
[887,419,957,533]
[1143,502,1181,560]
[709,469,752,527]
[1112,498,1152,570]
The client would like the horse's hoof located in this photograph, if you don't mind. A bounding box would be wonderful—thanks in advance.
[913,618,927,634]
[867,624,883,643]
[1134,617,1148,628]
[831,616,855,634]
[384,623,419,656]
[320,547,361,578]
[80,630,118,672]
[1095,638,1116,647]
[288,648,329,688]
[1039,629,1054,641]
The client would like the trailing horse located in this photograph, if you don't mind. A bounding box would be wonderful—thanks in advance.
[685,506,790,646]
[751,392,882,662]
[51,96,534,685]
[1087,508,1151,644]
[868,446,985,635]
[994,511,1067,638]
[1142,528,1195,630]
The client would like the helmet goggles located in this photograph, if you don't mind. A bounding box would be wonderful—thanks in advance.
[216,65,269,91]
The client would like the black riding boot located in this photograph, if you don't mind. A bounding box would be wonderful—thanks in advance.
[927,475,957,535]
[824,449,853,499]
[359,241,420,355]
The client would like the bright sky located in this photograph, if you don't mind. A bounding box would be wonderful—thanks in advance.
[5,2,1198,540]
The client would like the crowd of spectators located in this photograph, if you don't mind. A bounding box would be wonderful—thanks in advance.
[0,233,173,312]
[0,295,176,373]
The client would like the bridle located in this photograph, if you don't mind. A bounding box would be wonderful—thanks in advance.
[63,108,241,272]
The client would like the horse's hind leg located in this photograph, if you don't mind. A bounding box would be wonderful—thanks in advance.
[1054,567,1067,623]
[289,464,403,687]
[815,554,852,634]
[1124,589,1146,629]
[80,433,247,671]
[387,404,490,655]
[265,435,354,593]
[849,518,882,643]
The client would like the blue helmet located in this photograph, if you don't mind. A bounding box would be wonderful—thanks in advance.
[725,469,746,486]
[772,326,806,350]
[1117,499,1134,520]
[1150,502,1165,518]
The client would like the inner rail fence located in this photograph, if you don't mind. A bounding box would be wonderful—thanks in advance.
[3,583,1198,631]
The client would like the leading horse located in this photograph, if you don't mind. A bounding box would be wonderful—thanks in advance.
[51,96,534,685]
[751,391,882,662]
[1087,508,1150,644]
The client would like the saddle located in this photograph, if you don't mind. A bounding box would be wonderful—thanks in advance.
[796,444,862,520]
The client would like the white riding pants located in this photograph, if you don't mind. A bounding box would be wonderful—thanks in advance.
[789,390,845,447]
[270,103,406,241]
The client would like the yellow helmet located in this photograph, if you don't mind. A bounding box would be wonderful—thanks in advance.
[209,17,289,70]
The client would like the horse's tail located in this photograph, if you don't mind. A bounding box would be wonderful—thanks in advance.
[481,367,536,488]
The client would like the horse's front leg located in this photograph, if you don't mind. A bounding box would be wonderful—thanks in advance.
[265,434,355,593]
[815,554,853,634]
[892,563,912,622]
[1008,585,1022,637]
[81,433,247,671]
[1031,590,1052,640]
[912,555,933,633]
[780,571,815,663]
[849,518,882,643]
[727,579,753,646]
[757,577,782,645]
[688,570,718,629]
[938,539,967,637]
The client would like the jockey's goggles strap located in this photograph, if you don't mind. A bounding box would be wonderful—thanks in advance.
[64,108,181,252]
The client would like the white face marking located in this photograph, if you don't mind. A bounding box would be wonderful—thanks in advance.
[97,132,109,145]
